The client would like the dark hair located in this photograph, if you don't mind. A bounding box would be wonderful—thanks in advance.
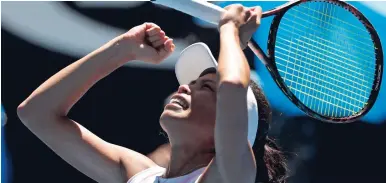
[249,80,288,183]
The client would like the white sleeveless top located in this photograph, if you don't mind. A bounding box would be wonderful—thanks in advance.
[127,166,205,183]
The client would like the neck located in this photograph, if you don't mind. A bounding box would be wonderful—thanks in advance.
[163,143,213,178]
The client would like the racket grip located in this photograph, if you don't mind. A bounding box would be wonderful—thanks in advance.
[151,0,225,25]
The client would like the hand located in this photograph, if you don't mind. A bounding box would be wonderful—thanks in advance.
[118,22,175,64]
[219,4,262,49]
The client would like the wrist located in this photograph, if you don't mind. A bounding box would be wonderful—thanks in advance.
[220,23,239,36]
[220,23,240,44]
[107,36,136,63]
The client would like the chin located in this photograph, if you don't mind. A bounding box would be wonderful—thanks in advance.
[160,109,181,122]
[162,103,189,118]
[160,109,190,129]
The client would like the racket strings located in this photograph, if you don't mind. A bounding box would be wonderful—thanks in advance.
[276,67,364,110]
[282,16,374,68]
[275,35,371,95]
[297,4,370,35]
[276,27,375,90]
[325,2,371,117]
[276,36,374,83]
[277,18,376,94]
[283,3,376,68]
[322,2,369,117]
[313,2,333,115]
[282,8,375,57]
[275,1,376,117]
[279,6,376,74]
[280,18,375,62]
[275,51,369,99]
[289,9,371,44]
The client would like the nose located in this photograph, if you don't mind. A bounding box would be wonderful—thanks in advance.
[177,84,191,95]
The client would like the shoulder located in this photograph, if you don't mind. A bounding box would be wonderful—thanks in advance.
[198,153,256,183]
[156,167,205,183]
[127,166,166,183]
[115,145,160,181]
[197,158,223,183]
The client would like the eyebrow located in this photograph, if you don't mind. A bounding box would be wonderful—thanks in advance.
[201,79,216,84]
[189,79,216,85]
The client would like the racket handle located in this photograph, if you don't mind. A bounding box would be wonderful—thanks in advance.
[151,0,225,25]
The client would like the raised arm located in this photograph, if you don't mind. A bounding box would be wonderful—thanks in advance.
[17,23,174,183]
[214,5,262,183]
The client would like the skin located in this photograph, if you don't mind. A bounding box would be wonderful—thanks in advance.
[17,4,262,183]
[160,73,218,179]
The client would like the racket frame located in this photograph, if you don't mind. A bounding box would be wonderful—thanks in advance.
[250,0,383,123]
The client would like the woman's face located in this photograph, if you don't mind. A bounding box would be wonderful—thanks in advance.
[160,73,217,145]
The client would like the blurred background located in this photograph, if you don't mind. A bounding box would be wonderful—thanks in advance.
[1,1,386,183]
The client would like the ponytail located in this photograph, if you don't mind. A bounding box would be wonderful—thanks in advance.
[249,80,288,183]
[263,137,288,183]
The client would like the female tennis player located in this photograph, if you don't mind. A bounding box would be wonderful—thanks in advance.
[17,4,287,183]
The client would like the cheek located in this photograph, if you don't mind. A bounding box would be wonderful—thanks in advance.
[190,95,217,123]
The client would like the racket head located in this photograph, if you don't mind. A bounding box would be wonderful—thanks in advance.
[263,0,383,123]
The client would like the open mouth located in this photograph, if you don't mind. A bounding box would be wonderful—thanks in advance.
[169,95,189,110]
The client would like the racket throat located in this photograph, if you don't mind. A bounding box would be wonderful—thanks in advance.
[248,41,269,66]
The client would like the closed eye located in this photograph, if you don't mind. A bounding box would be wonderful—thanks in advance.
[203,84,214,92]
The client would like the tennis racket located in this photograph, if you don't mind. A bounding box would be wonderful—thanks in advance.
[152,0,383,123]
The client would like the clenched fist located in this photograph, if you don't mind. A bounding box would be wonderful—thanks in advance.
[219,4,262,49]
[118,22,175,64]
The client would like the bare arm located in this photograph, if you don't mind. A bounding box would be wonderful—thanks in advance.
[205,5,262,183]
[213,23,256,183]
[17,23,174,183]
[18,37,127,118]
